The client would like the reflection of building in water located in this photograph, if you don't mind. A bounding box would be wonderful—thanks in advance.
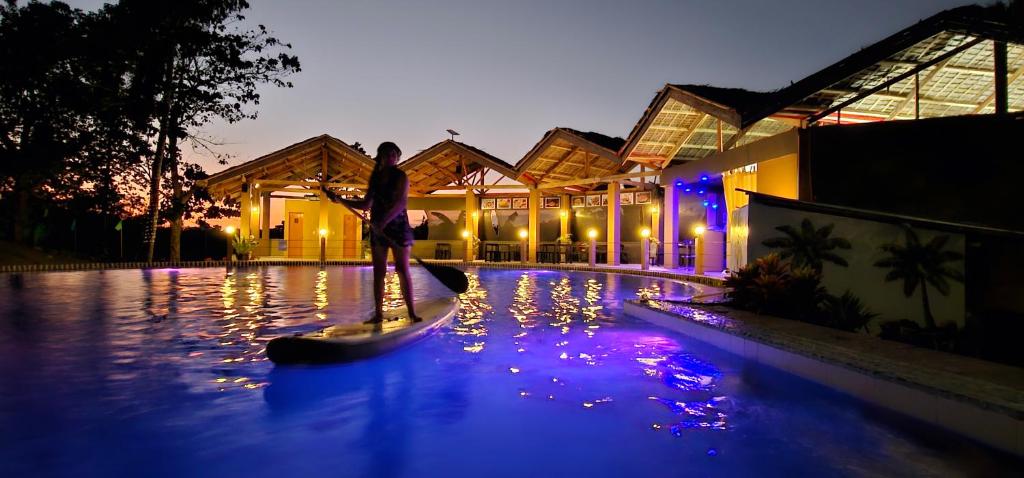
[313,269,327,320]
[509,272,540,329]
[453,272,491,354]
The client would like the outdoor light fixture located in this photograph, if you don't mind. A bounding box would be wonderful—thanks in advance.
[254,183,260,188]
[518,229,529,240]
[700,175,709,182]
[694,225,706,235]
[711,203,719,209]
[225,226,236,235]
[461,229,471,239]
[684,187,692,193]
[587,228,598,240]
[560,210,568,218]
[649,206,658,214]
[251,206,259,213]
[640,227,651,238]
[471,211,479,219]
[319,228,328,237]
[702,200,710,207]
[697,189,705,195]
[675,180,683,188]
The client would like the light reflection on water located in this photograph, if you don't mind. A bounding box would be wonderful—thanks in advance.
[0,267,995,477]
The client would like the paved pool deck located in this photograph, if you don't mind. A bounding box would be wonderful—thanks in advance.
[624,299,1024,457]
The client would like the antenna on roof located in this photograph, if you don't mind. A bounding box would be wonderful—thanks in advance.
[446,129,460,141]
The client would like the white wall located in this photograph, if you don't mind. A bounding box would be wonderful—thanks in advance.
[746,201,966,328]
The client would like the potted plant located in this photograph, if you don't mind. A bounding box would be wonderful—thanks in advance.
[232,234,258,261]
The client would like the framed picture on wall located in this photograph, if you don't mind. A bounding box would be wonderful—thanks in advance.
[601,194,608,206]
[481,198,496,210]
[586,194,601,207]
[496,197,512,209]
[635,191,652,204]
[512,197,528,210]
[621,192,634,205]
[543,196,560,208]
[571,196,586,208]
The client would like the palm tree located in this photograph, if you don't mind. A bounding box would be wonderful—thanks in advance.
[874,225,964,329]
[762,218,852,272]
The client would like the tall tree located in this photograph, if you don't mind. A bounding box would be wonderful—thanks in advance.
[104,0,299,262]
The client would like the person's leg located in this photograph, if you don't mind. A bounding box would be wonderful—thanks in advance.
[368,242,390,323]
[392,245,420,321]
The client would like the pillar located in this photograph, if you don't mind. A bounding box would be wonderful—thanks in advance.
[650,201,661,248]
[318,189,329,258]
[606,181,620,266]
[465,190,477,261]
[261,192,272,256]
[559,194,570,241]
[239,184,252,239]
[994,40,1008,115]
[528,188,540,262]
[663,179,680,268]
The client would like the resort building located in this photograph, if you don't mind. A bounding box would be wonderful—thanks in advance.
[204,5,1022,325]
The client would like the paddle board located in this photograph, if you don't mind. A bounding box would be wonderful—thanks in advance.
[266,297,458,365]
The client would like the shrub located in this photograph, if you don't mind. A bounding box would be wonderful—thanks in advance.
[725,253,826,319]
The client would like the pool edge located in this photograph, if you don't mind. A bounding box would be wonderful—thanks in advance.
[623,300,1024,458]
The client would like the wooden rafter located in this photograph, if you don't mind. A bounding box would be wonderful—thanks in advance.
[807,36,986,124]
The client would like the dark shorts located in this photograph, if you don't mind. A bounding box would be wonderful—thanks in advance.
[370,212,414,248]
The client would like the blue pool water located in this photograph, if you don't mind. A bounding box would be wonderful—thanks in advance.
[0,267,1010,477]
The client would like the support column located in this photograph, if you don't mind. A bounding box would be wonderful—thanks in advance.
[607,181,620,266]
[465,190,477,261]
[261,192,272,256]
[318,188,329,259]
[994,40,1008,115]
[528,188,541,262]
[239,184,252,239]
[559,194,570,240]
[663,180,680,269]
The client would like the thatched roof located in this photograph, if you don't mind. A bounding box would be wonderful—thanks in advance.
[514,127,627,191]
[204,134,375,200]
[399,139,520,193]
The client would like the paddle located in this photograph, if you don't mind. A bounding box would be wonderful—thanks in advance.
[323,188,470,294]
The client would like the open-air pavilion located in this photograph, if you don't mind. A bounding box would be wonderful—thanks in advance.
[202,6,1022,280]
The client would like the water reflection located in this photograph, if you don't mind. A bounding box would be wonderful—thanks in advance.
[452,272,491,354]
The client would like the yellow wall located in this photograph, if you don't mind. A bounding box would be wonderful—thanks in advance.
[282,199,362,259]
[756,153,799,199]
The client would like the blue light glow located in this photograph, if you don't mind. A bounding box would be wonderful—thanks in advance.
[675,180,683,188]
[700,175,709,182]
[697,189,705,195]
[711,203,718,209]
[702,200,709,207]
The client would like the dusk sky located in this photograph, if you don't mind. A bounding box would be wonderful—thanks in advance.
[67,0,972,171]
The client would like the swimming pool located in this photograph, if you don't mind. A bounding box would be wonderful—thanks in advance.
[0,267,1009,476]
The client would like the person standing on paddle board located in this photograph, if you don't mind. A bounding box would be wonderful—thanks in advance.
[325,142,420,324]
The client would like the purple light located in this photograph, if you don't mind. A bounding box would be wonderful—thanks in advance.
[697,189,705,195]
[700,175,709,182]
[675,180,683,188]
[684,187,692,193]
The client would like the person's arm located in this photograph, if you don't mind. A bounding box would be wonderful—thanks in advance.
[375,173,409,226]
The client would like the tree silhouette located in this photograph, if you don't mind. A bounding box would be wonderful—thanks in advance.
[762,218,851,272]
[874,225,964,329]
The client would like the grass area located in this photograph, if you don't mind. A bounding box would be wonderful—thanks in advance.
[0,240,92,265]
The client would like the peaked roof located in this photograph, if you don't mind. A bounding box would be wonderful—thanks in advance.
[204,134,375,199]
[619,84,783,167]
[398,139,520,193]
[754,5,1024,124]
[515,127,627,190]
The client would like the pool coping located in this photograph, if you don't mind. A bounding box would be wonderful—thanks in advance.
[623,299,1024,457]
[0,259,725,288]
